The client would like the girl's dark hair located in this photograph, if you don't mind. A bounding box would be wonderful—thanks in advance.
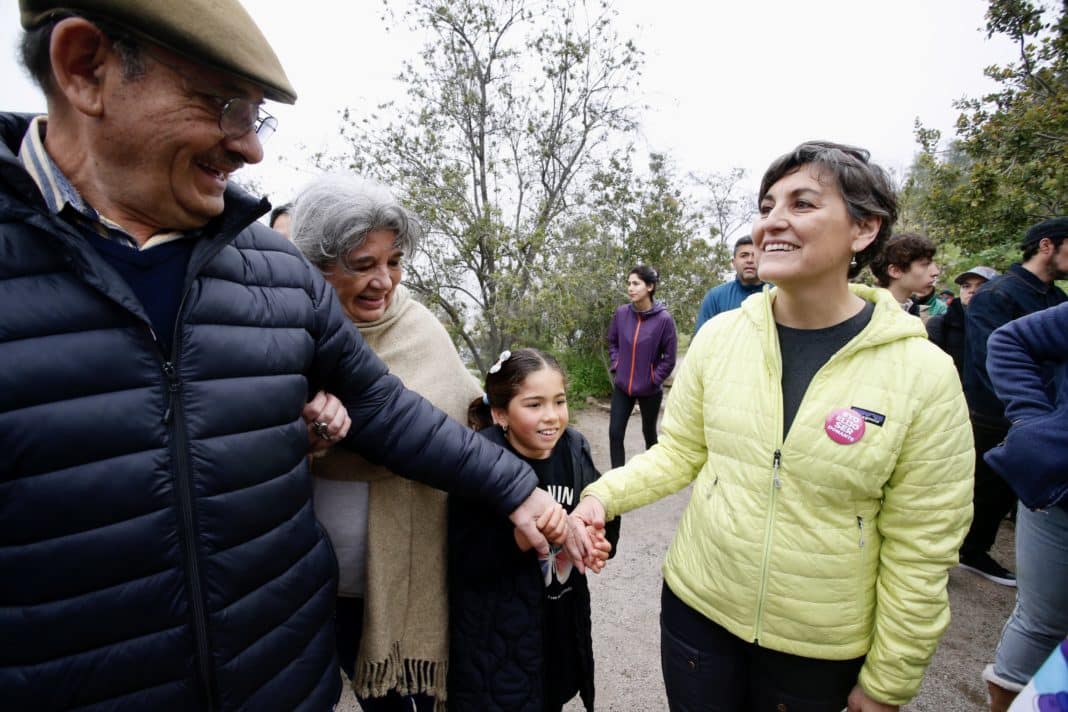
[758,141,898,279]
[467,348,567,431]
[629,264,660,296]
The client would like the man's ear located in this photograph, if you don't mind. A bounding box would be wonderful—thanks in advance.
[887,263,904,280]
[49,18,113,118]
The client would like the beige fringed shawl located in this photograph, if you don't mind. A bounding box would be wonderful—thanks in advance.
[313,285,481,707]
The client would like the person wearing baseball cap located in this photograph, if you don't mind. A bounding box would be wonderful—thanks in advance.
[958,217,1068,591]
[0,2,572,709]
[927,265,999,378]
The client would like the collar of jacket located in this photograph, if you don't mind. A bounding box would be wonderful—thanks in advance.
[945,297,965,327]
[1006,263,1057,294]
[630,299,666,317]
[2,112,271,329]
[741,282,927,378]
[481,423,590,492]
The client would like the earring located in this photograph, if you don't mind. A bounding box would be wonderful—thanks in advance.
[849,251,858,268]
[501,423,508,435]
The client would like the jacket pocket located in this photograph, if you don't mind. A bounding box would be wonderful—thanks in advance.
[853,506,879,623]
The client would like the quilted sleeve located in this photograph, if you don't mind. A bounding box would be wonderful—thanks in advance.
[987,302,1068,422]
[857,354,975,705]
[307,268,538,516]
[582,325,711,519]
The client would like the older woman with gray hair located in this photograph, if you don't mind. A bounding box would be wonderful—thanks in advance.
[292,176,481,712]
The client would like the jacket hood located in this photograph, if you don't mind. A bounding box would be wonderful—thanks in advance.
[631,299,667,317]
[741,282,927,363]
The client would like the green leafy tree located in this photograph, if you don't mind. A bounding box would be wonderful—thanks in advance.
[325,0,642,373]
[908,0,1067,262]
[532,150,728,399]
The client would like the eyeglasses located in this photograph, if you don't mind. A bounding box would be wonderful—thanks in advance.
[144,50,278,143]
[218,98,277,142]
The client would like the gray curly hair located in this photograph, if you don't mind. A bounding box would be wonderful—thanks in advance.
[290,175,423,270]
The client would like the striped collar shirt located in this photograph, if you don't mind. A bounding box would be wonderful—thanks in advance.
[19,115,191,250]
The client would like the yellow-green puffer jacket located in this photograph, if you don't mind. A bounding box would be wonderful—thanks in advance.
[584,283,974,705]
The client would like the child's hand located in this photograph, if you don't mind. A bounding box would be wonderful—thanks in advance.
[583,522,612,574]
[536,501,568,546]
[514,527,534,552]
[513,503,570,553]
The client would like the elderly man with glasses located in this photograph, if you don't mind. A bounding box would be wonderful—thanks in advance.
[0,2,574,710]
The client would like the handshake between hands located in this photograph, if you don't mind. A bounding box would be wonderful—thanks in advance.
[510,490,612,574]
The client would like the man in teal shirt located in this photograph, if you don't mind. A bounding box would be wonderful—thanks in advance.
[694,236,765,334]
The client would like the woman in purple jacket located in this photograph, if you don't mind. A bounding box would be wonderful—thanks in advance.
[607,264,678,468]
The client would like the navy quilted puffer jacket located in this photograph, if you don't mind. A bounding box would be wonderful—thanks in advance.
[0,112,537,711]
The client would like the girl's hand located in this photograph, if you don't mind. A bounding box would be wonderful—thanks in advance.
[514,527,534,552]
[536,502,568,546]
[302,391,351,453]
[568,496,608,570]
[583,523,612,574]
[846,685,898,712]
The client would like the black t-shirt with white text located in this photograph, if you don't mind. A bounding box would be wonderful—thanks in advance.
[510,441,586,710]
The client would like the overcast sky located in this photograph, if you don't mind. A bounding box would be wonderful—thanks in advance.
[1,0,1018,223]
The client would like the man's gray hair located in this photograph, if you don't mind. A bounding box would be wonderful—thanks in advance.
[290,175,423,269]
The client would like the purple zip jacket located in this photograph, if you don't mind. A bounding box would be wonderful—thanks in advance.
[607,300,678,397]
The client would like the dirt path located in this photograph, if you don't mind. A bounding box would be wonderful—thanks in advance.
[340,404,1014,711]
[566,404,1016,711]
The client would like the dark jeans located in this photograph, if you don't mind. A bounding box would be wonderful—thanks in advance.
[660,584,864,712]
[609,385,663,468]
[961,418,1017,558]
[335,597,436,712]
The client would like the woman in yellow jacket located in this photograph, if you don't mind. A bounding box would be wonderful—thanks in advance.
[573,142,974,712]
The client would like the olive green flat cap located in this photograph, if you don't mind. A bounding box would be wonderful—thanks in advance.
[20,0,297,104]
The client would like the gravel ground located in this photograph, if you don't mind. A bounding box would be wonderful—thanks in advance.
[340,404,1016,711]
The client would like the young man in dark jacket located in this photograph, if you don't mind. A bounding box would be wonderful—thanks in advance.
[958,217,1068,586]
[0,3,568,709]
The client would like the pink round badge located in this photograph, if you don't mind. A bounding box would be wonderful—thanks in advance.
[824,408,866,445]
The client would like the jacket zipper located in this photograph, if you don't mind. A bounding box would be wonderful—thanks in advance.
[626,317,642,396]
[753,447,782,642]
[857,515,866,549]
[159,290,216,710]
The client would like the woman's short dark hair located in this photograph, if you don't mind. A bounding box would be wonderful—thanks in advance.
[758,141,898,279]
[629,264,660,296]
[467,348,566,431]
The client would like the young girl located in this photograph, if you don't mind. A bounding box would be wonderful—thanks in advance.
[448,348,619,712]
